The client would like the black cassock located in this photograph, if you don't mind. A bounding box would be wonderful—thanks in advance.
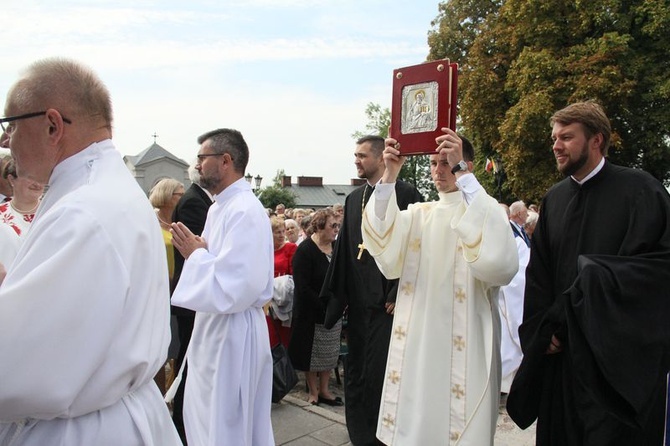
[507,161,670,445]
[322,180,422,446]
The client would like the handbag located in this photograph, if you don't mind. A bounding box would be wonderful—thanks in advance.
[270,322,298,403]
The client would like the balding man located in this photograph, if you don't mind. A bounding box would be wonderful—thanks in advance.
[0,58,180,445]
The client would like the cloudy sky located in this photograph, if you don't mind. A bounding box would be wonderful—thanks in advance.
[0,0,443,186]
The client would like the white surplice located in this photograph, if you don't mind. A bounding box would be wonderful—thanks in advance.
[0,223,20,269]
[498,235,530,393]
[0,140,180,445]
[171,178,275,446]
[362,183,517,446]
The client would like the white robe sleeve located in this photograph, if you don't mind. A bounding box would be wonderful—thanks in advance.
[361,188,414,280]
[171,200,273,314]
[451,191,518,286]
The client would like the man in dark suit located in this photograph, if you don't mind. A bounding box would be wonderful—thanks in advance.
[509,200,530,247]
[170,167,213,443]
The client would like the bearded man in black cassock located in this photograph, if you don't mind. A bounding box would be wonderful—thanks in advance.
[321,135,423,445]
[507,101,670,445]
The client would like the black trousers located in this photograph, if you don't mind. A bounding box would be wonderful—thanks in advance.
[344,306,393,446]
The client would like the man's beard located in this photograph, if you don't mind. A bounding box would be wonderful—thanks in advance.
[199,172,220,192]
[558,142,589,177]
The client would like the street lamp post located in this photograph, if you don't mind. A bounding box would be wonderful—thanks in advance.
[245,173,263,194]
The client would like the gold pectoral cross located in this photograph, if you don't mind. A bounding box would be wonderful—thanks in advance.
[357,242,366,260]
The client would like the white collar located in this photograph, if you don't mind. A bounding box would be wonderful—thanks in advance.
[572,157,605,185]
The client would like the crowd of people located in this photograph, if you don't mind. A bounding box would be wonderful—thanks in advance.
[0,57,669,446]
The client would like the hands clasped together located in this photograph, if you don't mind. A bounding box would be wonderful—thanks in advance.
[171,222,207,259]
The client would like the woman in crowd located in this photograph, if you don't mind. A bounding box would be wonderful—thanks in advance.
[0,158,44,237]
[284,218,300,244]
[149,178,185,282]
[148,177,184,393]
[289,208,343,406]
[297,214,313,244]
[268,216,297,348]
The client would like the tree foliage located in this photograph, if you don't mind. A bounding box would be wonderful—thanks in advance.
[257,169,297,209]
[428,0,670,204]
[353,102,437,200]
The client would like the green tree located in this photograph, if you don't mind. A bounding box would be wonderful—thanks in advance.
[353,102,436,200]
[257,169,297,210]
[429,0,670,204]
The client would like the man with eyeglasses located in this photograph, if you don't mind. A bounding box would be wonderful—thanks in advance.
[169,128,275,445]
[0,58,180,445]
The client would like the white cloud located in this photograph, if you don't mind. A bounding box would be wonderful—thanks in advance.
[1,0,440,185]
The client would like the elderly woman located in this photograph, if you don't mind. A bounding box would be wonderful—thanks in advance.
[149,178,185,281]
[288,208,343,406]
[267,216,297,349]
[284,218,300,244]
[0,159,44,237]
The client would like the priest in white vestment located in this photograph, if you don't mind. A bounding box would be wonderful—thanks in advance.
[0,58,180,445]
[170,128,275,446]
[362,129,518,445]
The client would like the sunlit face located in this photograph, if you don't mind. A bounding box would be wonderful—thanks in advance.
[321,216,340,243]
[273,225,286,249]
[551,122,599,179]
[430,154,458,193]
[354,142,383,180]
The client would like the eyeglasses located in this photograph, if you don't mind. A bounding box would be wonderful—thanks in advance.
[196,153,223,163]
[330,222,341,229]
[0,111,72,134]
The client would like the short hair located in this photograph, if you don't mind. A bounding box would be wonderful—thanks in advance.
[310,208,336,233]
[10,58,113,130]
[270,216,285,232]
[284,218,299,230]
[188,163,201,184]
[197,128,249,173]
[551,100,611,155]
[2,158,16,179]
[509,200,526,217]
[525,210,539,229]
[149,178,183,208]
[460,134,475,162]
[300,215,312,231]
[356,135,385,157]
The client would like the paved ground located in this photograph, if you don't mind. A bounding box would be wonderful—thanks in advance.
[271,371,536,445]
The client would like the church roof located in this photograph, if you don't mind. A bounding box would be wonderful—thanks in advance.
[126,142,188,167]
